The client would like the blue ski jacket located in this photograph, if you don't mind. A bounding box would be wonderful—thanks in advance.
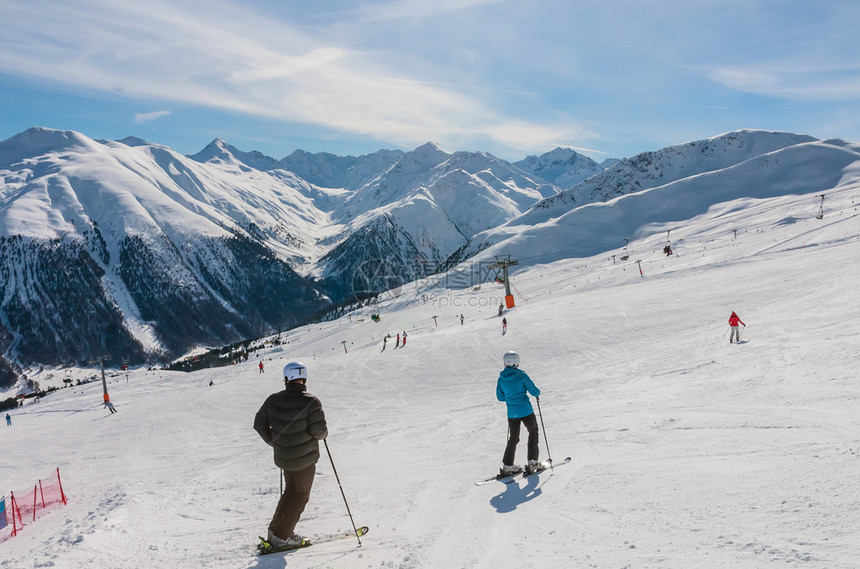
[496,367,540,419]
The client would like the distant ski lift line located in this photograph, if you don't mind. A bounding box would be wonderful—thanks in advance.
[502,187,849,265]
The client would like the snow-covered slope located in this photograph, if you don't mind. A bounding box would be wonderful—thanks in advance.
[2,168,858,568]
[189,138,284,172]
[461,134,856,264]
[528,130,818,221]
[187,138,354,218]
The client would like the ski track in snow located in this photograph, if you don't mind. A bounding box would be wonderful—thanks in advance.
[2,182,860,568]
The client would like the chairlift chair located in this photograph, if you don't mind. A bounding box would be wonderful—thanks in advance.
[619,238,630,261]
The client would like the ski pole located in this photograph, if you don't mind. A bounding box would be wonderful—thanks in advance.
[280,468,284,496]
[536,397,553,470]
[323,439,362,546]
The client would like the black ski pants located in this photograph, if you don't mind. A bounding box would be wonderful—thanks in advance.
[503,413,539,466]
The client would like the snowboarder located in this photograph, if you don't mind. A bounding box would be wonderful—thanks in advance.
[401,331,407,346]
[104,400,117,414]
[728,311,746,343]
[259,360,265,374]
[502,317,507,334]
[5,413,10,426]
[254,362,328,550]
[496,351,541,475]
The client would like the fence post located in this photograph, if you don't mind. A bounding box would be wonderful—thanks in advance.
[10,492,16,536]
[10,492,21,536]
[57,468,67,505]
[32,485,37,521]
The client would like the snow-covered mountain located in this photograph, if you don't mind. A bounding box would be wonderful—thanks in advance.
[278,148,405,190]
[0,129,558,377]
[528,130,818,219]
[323,143,558,294]
[0,128,329,373]
[457,131,853,264]
[514,146,609,188]
[2,126,859,384]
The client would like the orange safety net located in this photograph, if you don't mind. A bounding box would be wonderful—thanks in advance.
[4,468,67,537]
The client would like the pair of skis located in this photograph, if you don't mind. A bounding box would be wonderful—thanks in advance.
[474,456,572,485]
[257,526,369,555]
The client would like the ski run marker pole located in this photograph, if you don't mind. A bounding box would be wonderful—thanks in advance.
[324,439,362,546]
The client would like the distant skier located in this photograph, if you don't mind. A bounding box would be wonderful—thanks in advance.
[254,362,328,550]
[396,333,400,348]
[259,361,265,374]
[104,400,117,414]
[382,335,388,351]
[401,331,407,346]
[498,303,504,317]
[496,351,541,475]
[460,314,464,325]
[728,311,746,343]
[5,413,10,426]
[663,244,673,256]
[502,317,507,334]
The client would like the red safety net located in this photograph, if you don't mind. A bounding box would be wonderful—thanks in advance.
[4,468,67,537]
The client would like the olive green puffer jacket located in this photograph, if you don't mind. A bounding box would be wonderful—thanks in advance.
[254,382,328,471]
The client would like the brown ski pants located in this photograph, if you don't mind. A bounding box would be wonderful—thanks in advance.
[269,464,316,539]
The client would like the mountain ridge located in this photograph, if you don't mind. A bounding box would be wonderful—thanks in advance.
[2,126,857,382]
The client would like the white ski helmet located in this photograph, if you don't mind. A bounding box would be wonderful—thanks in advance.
[503,351,520,368]
[283,361,308,382]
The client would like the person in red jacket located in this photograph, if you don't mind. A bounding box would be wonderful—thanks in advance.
[728,311,745,343]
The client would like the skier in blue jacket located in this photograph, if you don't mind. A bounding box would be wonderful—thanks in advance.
[496,351,541,475]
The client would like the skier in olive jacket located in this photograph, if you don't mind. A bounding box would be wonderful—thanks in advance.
[254,361,328,548]
[496,351,541,475]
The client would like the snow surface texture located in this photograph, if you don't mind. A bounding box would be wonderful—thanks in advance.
[2,165,860,568]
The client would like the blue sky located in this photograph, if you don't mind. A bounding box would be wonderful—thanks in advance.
[2,0,859,162]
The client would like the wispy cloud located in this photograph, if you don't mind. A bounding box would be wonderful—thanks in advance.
[134,110,171,124]
[3,0,859,158]
[327,0,505,24]
[0,0,584,153]
[0,0,581,155]
[706,64,860,101]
